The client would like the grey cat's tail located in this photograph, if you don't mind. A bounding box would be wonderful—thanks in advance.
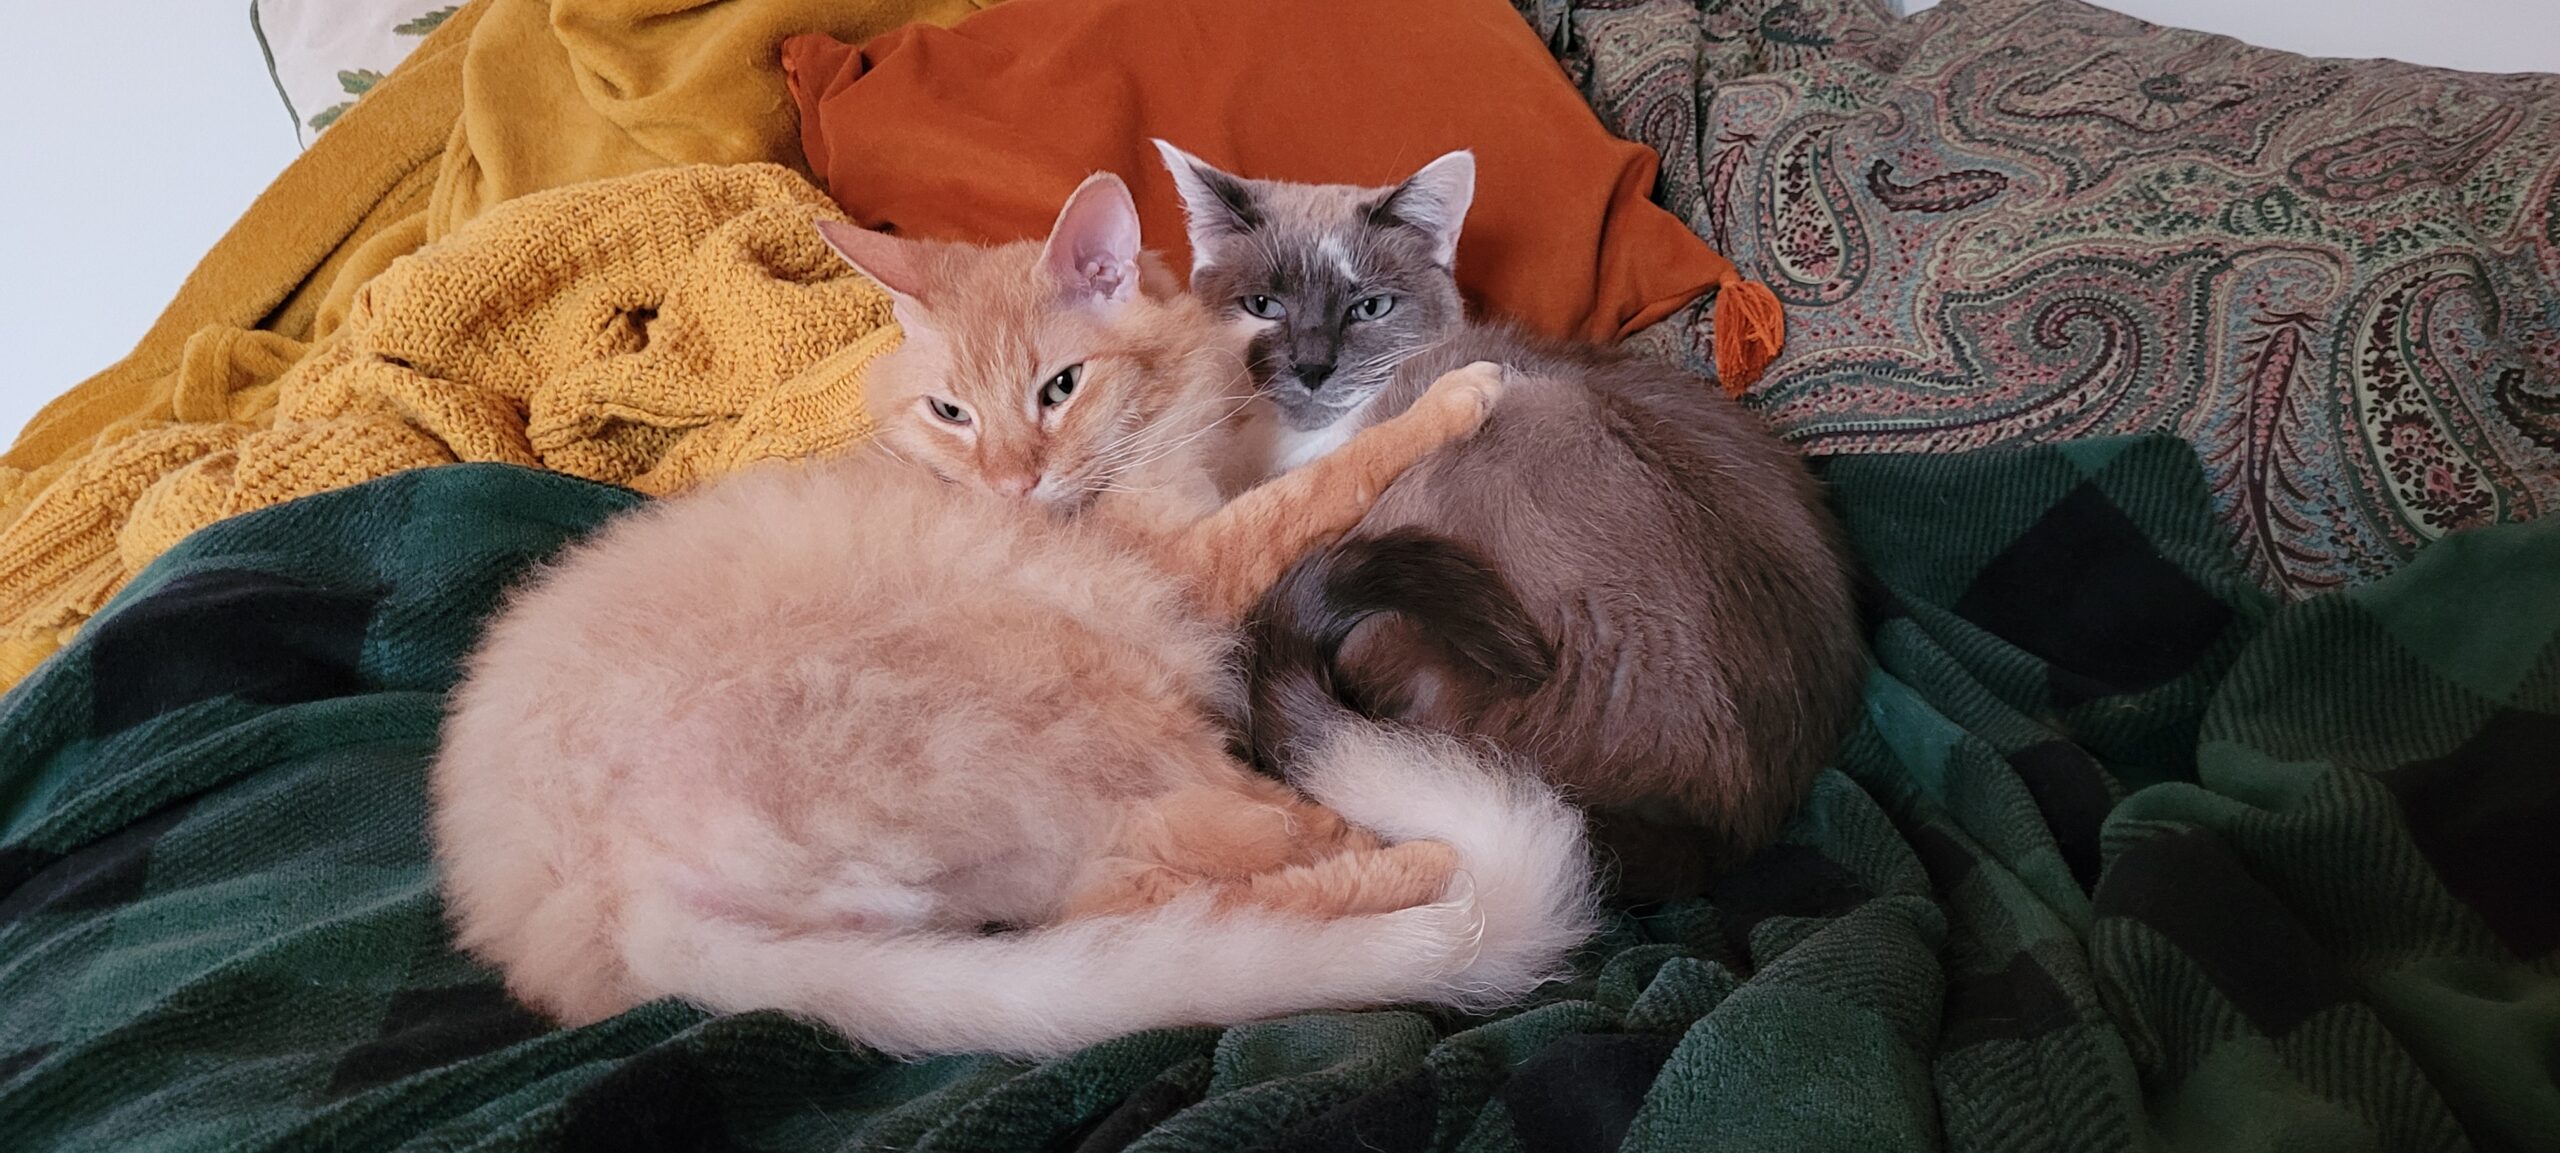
[616,731,1597,1060]
[1244,530,1552,770]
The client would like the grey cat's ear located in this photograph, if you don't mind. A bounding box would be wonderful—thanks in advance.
[1370,150,1477,269]
[1152,139,1262,268]
[1041,172,1143,307]
[815,219,938,337]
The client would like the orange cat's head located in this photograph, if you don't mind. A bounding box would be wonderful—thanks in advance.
[817,174,1247,513]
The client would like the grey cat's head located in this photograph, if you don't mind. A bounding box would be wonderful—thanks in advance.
[1153,141,1475,431]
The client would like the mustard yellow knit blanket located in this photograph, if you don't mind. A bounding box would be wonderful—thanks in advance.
[0,165,895,681]
[0,0,983,686]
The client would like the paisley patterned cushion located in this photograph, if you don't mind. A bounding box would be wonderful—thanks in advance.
[1555,0,2560,598]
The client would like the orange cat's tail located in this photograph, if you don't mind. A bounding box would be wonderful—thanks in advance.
[615,735,1598,1060]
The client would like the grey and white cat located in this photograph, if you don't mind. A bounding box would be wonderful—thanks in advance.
[1155,140,1869,900]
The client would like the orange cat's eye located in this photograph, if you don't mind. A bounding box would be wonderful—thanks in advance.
[1039,365,1084,409]
[925,397,973,425]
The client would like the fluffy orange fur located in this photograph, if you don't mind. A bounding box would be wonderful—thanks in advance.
[430,174,1596,1058]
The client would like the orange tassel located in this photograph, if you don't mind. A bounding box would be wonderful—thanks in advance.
[1712,276,1785,397]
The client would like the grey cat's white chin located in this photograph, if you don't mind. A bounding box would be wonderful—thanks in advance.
[1270,385,1387,432]
[1272,403,1360,432]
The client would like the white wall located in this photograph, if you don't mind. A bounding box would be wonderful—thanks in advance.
[0,3,301,451]
[1904,0,2560,75]
[0,2,2556,449]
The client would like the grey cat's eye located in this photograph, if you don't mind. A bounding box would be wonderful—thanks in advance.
[1040,364,1084,408]
[1349,295,1395,322]
[1240,295,1286,319]
[926,397,973,425]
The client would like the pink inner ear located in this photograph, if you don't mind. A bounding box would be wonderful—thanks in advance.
[815,220,932,299]
[1042,174,1142,304]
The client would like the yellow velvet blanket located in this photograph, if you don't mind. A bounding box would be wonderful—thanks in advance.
[0,0,981,685]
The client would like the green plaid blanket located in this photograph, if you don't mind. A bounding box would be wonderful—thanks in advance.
[1,436,2552,1151]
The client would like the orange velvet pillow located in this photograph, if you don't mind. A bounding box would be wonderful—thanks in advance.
[782,0,1733,345]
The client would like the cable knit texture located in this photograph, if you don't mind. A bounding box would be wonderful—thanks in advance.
[0,163,894,684]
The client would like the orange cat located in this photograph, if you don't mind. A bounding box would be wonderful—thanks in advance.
[430,174,1599,1059]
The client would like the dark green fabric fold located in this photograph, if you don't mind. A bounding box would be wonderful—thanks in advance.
[2,437,2550,1151]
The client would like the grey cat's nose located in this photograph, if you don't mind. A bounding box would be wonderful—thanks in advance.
[1294,362,1336,390]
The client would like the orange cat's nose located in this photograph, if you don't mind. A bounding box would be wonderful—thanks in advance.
[994,473,1039,498]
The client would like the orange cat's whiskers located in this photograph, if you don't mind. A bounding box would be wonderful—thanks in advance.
[1066,344,1260,495]
[1085,421,1173,470]
[1087,480,1171,497]
[1084,421,1208,479]
[865,439,921,471]
[1176,343,1254,379]
[1095,394,1259,481]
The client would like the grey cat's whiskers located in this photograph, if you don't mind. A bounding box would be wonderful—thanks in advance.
[1327,345,1429,388]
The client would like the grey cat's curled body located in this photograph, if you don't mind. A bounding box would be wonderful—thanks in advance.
[1157,141,1869,899]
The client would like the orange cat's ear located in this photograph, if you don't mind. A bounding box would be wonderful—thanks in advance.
[815,220,928,295]
[1040,173,1142,308]
[1372,151,1476,270]
[816,219,937,335]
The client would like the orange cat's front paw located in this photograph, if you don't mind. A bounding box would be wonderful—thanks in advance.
[1416,361,1508,432]
[1061,860,1196,918]
[1232,838,1466,917]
